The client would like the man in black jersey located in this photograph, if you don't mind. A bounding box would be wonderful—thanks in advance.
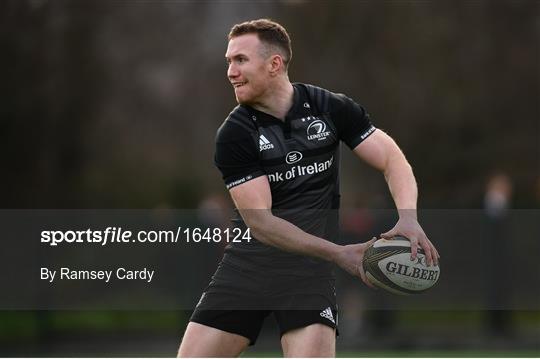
[178,19,440,357]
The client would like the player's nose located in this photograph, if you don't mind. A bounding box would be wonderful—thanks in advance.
[227,63,239,79]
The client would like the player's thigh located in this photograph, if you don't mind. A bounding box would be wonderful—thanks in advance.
[177,321,250,358]
[281,323,336,357]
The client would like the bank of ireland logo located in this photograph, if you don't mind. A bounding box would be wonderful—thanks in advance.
[307,119,331,141]
[285,151,303,164]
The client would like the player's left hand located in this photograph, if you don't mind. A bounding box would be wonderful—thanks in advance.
[380,217,440,267]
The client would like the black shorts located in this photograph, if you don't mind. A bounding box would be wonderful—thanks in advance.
[190,262,338,345]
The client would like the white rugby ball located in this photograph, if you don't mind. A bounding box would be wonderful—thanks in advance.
[362,237,440,295]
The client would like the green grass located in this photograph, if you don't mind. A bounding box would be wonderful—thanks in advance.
[338,351,540,357]
[0,310,188,339]
[2,310,538,338]
[243,350,540,358]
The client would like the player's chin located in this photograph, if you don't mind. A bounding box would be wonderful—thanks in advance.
[235,94,253,106]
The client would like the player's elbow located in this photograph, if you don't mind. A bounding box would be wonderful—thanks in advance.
[241,209,273,236]
[384,147,411,176]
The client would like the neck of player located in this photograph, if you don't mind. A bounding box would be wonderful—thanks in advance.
[252,80,294,121]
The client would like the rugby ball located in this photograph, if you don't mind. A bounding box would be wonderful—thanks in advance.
[362,237,440,295]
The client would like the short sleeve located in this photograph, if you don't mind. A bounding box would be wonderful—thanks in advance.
[331,94,376,149]
[214,120,266,189]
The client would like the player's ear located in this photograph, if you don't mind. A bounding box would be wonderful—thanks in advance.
[268,55,283,77]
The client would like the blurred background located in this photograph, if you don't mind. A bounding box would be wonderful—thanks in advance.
[1,0,538,356]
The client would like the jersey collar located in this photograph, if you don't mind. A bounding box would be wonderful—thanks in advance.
[243,83,310,124]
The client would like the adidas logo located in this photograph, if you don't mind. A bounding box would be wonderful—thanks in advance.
[320,307,335,324]
[259,134,274,151]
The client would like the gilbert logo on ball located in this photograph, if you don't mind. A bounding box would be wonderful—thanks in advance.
[362,236,440,295]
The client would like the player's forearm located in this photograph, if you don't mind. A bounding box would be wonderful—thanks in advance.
[384,150,418,220]
[242,210,340,262]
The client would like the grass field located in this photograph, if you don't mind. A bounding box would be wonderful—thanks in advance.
[1,311,538,357]
[243,351,540,358]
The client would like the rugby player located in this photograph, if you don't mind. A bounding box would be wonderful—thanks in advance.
[178,19,440,357]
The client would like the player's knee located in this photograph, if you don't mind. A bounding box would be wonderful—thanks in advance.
[177,322,208,357]
[178,322,249,357]
[282,324,335,357]
[286,343,335,358]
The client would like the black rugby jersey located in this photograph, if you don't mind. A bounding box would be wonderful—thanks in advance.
[214,83,375,276]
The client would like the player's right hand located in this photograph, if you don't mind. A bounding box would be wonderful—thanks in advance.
[332,237,377,289]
